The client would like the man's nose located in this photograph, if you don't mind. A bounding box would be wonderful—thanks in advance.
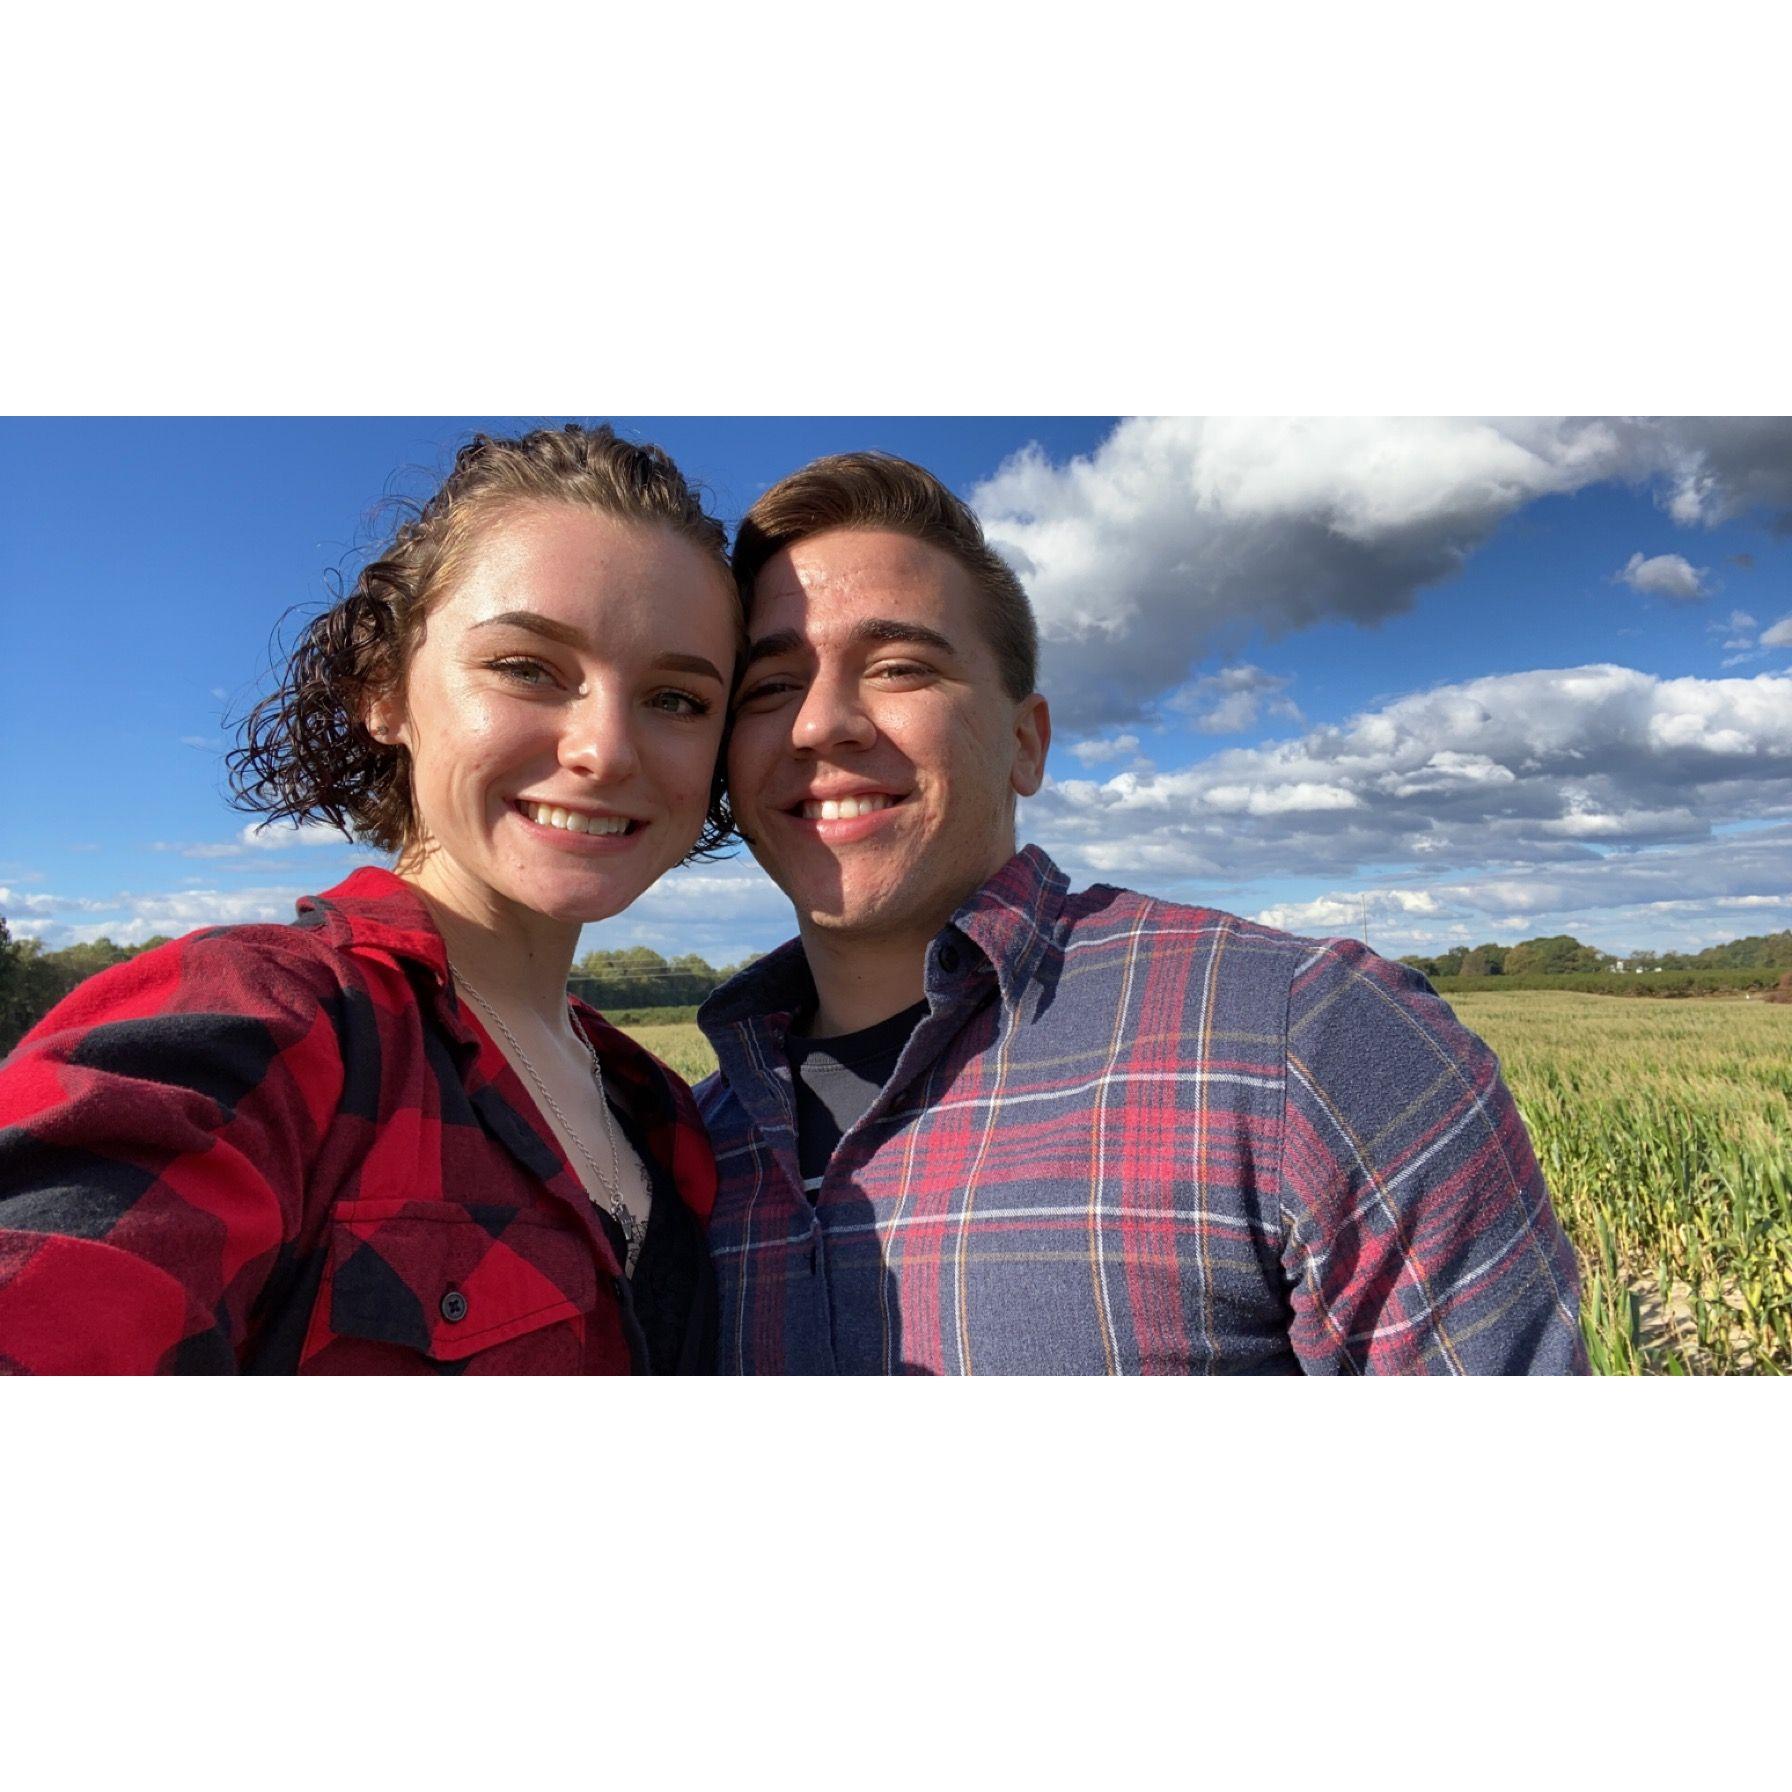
[791,669,876,755]
[562,687,642,781]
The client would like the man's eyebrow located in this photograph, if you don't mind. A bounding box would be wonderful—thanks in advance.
[470,612,723,683]
[742,627,805,670]
[742,618,958,669]
[853,618,956,657]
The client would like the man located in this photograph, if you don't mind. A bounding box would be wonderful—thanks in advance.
[696,452,1586,1374]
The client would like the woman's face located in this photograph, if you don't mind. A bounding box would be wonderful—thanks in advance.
[376,502,737,932]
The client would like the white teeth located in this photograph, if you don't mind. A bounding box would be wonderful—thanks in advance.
[802,794,893,821]
[522,801,629,835]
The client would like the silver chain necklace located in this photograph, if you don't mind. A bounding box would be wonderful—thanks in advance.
[452,967,646,1275]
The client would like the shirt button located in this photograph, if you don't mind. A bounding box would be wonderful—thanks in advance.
[440,1289,469,1323]
[938,944,961,973]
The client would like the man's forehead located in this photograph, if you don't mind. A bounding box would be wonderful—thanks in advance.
[750,528,969,624]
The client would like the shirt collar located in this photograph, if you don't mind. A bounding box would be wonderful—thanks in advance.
[294,866,451,985]
[945,843,1069,1008]
[296,867,714,1220]
[698,843,1069,1030]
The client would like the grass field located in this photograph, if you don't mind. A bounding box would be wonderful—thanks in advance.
[622,1022,717,1086]
[1445,992,1792,1375]
[617,994,1792,1375]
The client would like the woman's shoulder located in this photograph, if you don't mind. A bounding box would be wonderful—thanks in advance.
[40,921,352,1037]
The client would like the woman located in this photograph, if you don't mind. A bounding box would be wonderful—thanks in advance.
[0,424,736,1373]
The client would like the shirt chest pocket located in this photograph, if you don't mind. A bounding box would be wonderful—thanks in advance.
[302,1200,613,1372]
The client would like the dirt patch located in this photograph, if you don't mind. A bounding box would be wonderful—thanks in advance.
[1630,1276,1758,1373]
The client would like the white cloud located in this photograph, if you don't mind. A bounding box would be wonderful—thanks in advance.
[1068,732,1142,766]
[161,820,370,861]
[574,859,794,968]
[1618,550,1709,602]
[1762,614,1792,649]
[1240,833,1792,956]
[1023,664,1792,892]
[1164,664,1302,734]
[970,417,1792,726]
[7,886,318,948]
[1256,890,1444,932]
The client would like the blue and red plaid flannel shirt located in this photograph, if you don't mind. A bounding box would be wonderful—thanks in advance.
[0,868,716,1374]
[697,846,1586,1374]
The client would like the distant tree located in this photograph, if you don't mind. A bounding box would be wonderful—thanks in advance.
[1458,943,1505,978]
[571,943,733,1008]
[1683,929,1792,971]
[1504,934,1612,977]
[0,929,175,1057]
[0,916,23,1053]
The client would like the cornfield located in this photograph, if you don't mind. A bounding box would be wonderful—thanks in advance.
[1447,992,1792,1375]
[621,997,1792,1375]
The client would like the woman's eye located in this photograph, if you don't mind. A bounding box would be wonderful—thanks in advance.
[650,688,712,718]
[486,656,556,688]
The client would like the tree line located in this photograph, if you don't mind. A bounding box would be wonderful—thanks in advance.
[566,945,758,1010]
[1399,928,1792,980]
[9,910,1790,1059]
[0,924,174,1057]
[0,923,756,1058]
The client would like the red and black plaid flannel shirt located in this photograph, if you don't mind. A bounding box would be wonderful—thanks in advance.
[0,869,717,1374]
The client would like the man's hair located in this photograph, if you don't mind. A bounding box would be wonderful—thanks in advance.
[731,451,1039,700]
[229,423,740,858]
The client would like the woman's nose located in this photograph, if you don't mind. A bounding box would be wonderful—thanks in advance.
[561,689,642,781]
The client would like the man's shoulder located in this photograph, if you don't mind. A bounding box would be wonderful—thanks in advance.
[1056,881,1336,976]
[1051,881,1449,1034]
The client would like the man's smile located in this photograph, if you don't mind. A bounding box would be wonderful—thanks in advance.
[773,786,912,839]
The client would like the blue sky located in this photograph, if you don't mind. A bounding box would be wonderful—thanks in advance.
[5,416,1791,967]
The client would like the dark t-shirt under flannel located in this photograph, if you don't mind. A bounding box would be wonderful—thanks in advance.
[787,1001,928,1200]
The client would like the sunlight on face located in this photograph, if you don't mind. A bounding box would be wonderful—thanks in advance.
[378,502,738,933]
[727,529,1048,947]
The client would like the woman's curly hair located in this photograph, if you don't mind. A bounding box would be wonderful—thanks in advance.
[229,423,740,860]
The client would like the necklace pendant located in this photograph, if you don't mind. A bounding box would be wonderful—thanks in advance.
[619,1206,647,1274]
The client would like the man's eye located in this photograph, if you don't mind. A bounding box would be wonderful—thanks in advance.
[735,677,800,709]
[869,660,931,683]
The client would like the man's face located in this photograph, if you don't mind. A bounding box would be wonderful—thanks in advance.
[727,528,1049,947]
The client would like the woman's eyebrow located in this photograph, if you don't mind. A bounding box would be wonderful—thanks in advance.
[652,651,726,683]
[471,609,588,649]
[470,612,723,684]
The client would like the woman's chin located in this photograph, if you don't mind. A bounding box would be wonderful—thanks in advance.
[511,864,669,929]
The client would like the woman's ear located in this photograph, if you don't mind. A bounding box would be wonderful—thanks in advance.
[364,692,406,748]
